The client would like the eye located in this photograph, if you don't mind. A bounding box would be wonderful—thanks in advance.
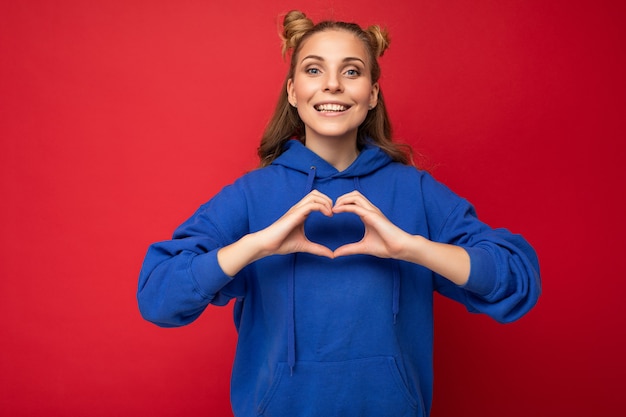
[344,68,361,77]
[305,67,321,75]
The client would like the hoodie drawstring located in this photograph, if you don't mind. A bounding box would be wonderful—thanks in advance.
[288,166,318,374]
[305,165,316,192]
[392,260,401,324]
[287,253,297,375]
[353,176,361,193]
[353,176,401,324]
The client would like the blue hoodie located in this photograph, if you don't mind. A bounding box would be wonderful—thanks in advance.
[137,139,541,417]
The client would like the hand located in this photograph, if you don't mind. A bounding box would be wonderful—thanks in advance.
[218,190,335,276]
[331,190,410,259]
[256,190,336,258]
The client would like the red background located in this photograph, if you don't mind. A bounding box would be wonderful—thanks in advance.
[1,0,625,416]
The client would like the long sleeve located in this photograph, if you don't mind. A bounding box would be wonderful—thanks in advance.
[137,183,249,327]
[423,175,541,323]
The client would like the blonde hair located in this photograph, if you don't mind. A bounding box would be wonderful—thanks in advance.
[258,10,412,167]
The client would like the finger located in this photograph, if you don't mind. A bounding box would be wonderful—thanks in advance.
[334,190,363,205]
[334,192,376,211]
[306,190,334,206]
[272,202,332,238]
[333,241,366,258]
[301,241,335,258]
[296,192,334,214]
[331,202,371,217]
[308,189,333,199]
[297,199,334,217]
[335,189,362,198]
[333,199,384,221]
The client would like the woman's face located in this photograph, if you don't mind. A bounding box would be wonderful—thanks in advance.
[287,29,379,144]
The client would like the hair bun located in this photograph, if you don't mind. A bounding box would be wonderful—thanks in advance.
[366,25,390,58]
[281,10,314,58]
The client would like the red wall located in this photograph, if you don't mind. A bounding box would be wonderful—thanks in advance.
[1,1,624,416]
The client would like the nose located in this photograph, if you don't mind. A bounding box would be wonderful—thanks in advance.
[323,72,343,93]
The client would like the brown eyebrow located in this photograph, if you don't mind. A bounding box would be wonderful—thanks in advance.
[300,55,366,66]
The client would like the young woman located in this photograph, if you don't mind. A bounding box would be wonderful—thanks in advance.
[138,10,541,417]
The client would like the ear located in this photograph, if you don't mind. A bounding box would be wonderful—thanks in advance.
[369,82,380,109]
[287,78,297,107]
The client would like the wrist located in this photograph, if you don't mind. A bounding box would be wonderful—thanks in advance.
[396,234,428,263]
[241,231,273,262]
[397,235,470,285]
[217,233,267,277]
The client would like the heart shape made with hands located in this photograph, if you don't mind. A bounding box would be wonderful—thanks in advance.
[304,210,365,252]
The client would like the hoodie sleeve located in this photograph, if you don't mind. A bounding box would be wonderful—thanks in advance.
[423,175,541,323]
[137,183,249,328]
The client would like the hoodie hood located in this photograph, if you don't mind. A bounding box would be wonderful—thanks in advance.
[272,139,394,179]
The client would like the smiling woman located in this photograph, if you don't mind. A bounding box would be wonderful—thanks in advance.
[259,10,408,169]
[137,9,541,417]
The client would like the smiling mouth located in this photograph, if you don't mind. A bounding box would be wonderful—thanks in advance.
[314,103,350,112]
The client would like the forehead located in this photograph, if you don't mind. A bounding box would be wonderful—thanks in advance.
[297,29,369,63]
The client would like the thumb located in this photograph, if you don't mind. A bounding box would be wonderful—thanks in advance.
[333,242,364,258]
[301,241,335,258]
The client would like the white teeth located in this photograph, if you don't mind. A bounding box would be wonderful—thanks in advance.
[315,104,348,112]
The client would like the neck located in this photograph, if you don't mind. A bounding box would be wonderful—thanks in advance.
[305,136,359,172]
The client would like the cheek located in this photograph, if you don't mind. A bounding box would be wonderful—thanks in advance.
[356,86,375,104]
[292,75,317,99]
